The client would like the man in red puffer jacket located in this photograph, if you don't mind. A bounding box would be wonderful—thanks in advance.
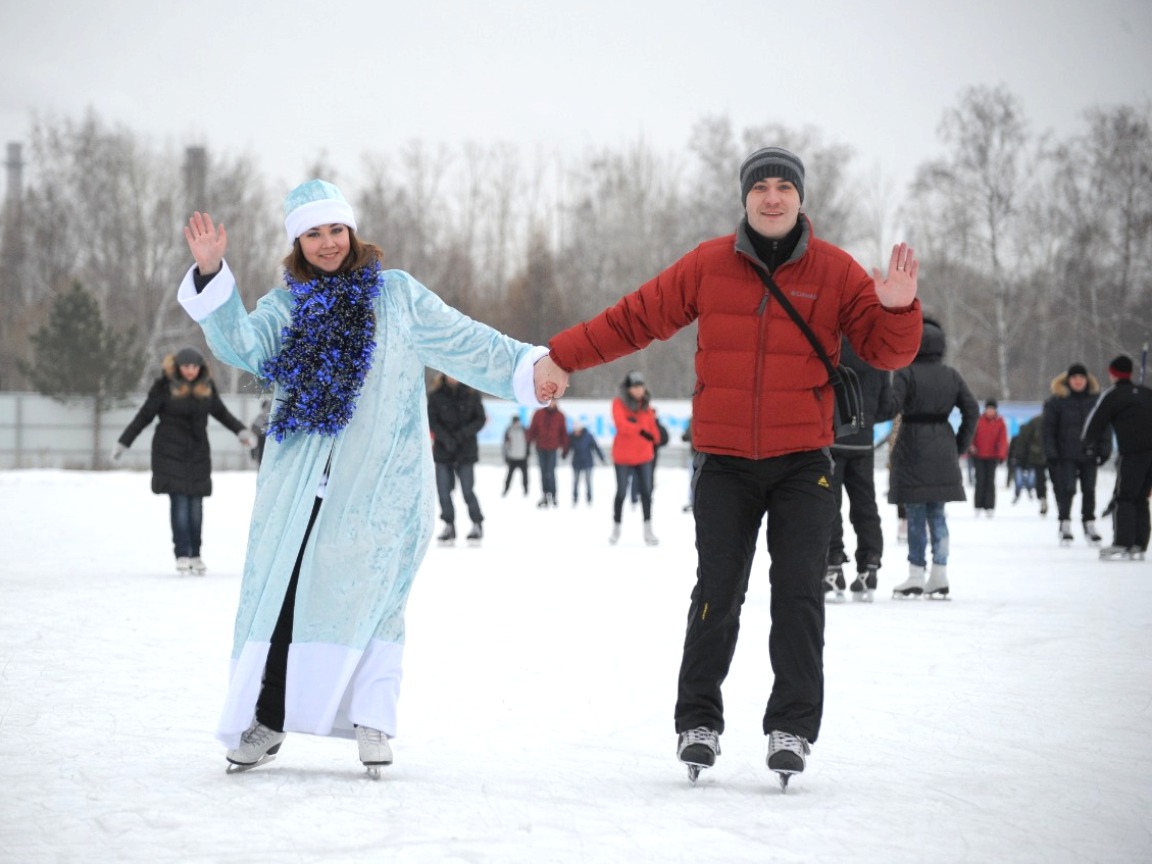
[533,146,922,789]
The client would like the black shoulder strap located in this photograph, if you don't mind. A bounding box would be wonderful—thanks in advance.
[752,266,838,381]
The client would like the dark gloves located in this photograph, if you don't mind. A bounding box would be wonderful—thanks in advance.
[640,430,655,443]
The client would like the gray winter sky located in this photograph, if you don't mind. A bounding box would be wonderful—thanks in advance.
[1,0,1149,198]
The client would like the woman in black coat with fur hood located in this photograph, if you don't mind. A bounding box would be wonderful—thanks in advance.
[114,347,252,574]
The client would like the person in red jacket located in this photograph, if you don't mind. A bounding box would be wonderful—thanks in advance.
[527,402,569,507]
[968,399,1009,515]
[610,371,660,546]
[533,146,922,789]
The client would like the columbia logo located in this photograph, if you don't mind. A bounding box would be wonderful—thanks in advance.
[818,476,830,489]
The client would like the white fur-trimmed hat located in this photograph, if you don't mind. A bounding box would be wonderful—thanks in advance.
[283,179,358,243]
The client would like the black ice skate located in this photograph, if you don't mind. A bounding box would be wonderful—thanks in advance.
[466,523,483,545]
[677,726,719,784]
[824,555,847,603]
[850,565,878,602]
[437,523,456,545]
[766,730,811,792]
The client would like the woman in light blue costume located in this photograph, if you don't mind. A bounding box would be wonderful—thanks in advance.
[180,180,556,774]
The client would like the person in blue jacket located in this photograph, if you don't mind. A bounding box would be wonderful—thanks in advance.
[180,180,552,775]
[566,420,606,505]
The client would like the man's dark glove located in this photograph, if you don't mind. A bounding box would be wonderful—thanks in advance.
[639,430,655,442]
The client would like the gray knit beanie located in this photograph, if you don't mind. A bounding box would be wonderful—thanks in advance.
[740,147,805,204]
[174,347,204,367]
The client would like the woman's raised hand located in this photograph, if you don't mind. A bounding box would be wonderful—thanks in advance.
[183,212,228,277]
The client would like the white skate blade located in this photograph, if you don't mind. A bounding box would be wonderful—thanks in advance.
[226,754,276,774]
[924,592,951,601]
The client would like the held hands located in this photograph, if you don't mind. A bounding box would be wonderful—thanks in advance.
[533,354,570,403]
[872,242,919,308]
[183,212,228,277]
[238,430,257,449]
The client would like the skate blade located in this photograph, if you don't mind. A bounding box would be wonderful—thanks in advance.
[686,763,705,784]
[924,592,951,601]
[892,590,923,599]
[226,754,276,774]
[774,770,799,792]
[364,764,388,780]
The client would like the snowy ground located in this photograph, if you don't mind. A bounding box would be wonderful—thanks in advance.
[1,463,1149,864]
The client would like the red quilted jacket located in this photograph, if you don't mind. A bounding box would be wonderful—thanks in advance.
[549,217,922,459]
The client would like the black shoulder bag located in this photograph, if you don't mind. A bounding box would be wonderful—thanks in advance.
[753,268,865,439]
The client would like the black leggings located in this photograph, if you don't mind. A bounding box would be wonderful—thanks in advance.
[255,497,322,732]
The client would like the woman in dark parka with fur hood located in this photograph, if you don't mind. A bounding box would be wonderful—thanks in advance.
[114,347,251,573]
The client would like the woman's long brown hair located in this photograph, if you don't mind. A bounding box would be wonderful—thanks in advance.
[281,228,385,282]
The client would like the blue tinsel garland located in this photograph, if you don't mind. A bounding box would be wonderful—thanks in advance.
[261,261,382,441]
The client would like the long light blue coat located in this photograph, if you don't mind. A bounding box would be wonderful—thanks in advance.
[179,261,545,747]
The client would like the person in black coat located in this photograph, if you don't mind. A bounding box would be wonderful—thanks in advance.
[113,347,252,574]
[1042,362,1112,544]
[1082,354,1152,558]
[886,318,979,598]
[826,336,894,602]
[427,373,487,543]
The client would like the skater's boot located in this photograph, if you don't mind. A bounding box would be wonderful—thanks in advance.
[766,730,811,790]
[1039,498,1048,516]
[536,496,550,509]
[1099,545,1145,561]
[355,725,393,775]
[437,522,456,544]
[823,566,846,602]
[609,522,621,545]
[850,565,878,602]
[1083,520,1102,546]
[189,556,207,575]
[1059,519,1074,544]
[175,556,192,574]
[677,726,720,768]
[466,523,483,543]
[643,521,659,546]
[892,564,926,598]
[226,720,286,770]
[924,563,949,598]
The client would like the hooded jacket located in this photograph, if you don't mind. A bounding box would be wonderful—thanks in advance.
[611,383,659,466]
[548,216,922,459]
[1042,372,1111,462]
[887,319,980,504]
[117,352,246,496]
